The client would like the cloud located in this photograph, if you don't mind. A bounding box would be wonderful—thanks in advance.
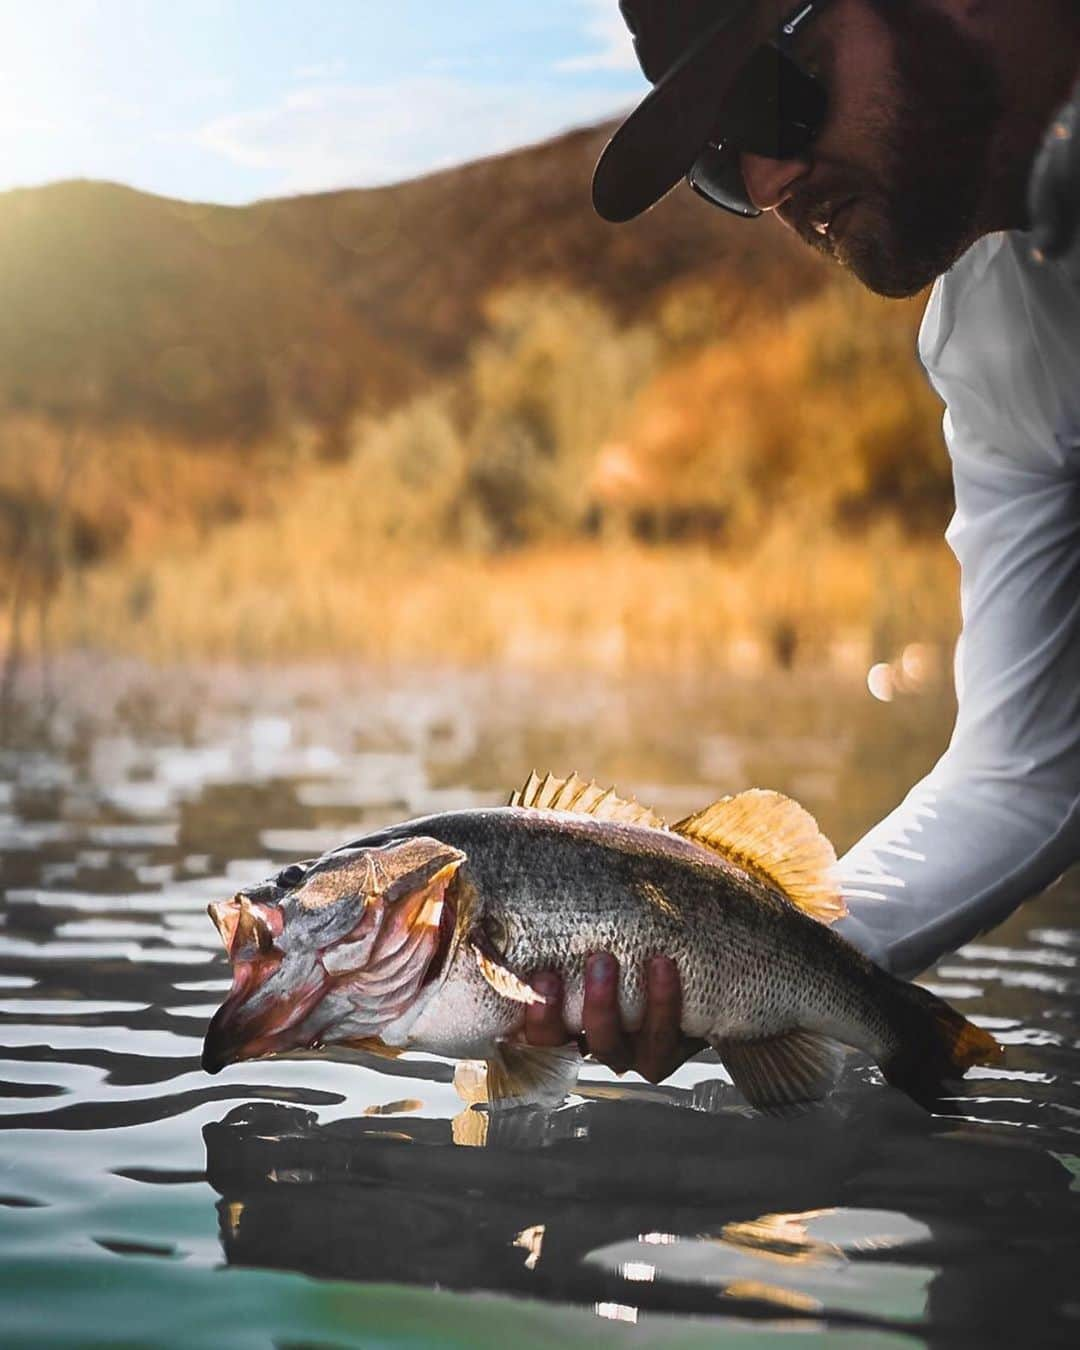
[292,60,346,82]
[557,0,637,73]
[197,76,628,194]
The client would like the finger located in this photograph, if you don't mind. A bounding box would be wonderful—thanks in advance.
[635,956,704,1083]
[633,955,684,1084]
[581,952,632,1073]
[524,971,570,1047]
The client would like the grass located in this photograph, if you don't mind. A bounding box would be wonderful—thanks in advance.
[1,279,958,680]
[47,519,958,674]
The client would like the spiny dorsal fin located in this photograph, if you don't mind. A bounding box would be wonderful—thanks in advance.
[508,770,666,831]
[673,789,845,924]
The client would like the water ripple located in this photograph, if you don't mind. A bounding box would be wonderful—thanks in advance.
[0,667,1077,1345]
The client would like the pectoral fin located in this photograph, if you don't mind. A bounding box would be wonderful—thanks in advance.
[455,1043,581,1108]
[715,1030,848,1114]
[472,945,549,1006]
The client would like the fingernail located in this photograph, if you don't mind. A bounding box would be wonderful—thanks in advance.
[588,953,616,984]
[532,972,560,999]
[648,955,676,988]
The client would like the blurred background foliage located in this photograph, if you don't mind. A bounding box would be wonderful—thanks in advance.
[0,123,956,674]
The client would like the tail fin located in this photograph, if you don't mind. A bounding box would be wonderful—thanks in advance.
[877,973,1003,1109]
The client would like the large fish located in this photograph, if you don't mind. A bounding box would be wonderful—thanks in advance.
[202,772,1002,1112]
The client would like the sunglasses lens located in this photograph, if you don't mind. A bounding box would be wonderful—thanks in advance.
[686,43,827,218]
[717,46,827,159]
[688,145,760,218]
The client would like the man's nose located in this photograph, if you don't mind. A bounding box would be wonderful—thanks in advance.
[740,151,810,211]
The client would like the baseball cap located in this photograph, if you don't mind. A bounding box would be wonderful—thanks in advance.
[592,0,822,222]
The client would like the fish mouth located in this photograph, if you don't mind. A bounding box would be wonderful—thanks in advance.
[200,955,324,1074]
[201,852,462,1074]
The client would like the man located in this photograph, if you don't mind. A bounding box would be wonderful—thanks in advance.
[524,0,1080,1083]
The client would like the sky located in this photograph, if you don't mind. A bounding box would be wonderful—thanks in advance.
[0,0,648,204]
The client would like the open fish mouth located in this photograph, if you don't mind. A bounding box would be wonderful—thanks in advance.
[200,947,323,1073]
[201,841,464,1073]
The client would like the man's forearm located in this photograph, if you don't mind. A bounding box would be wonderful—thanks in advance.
[835,768,1080,978]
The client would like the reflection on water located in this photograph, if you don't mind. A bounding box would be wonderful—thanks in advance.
[203,1087,1078,1339]
[1,660,1078,1346]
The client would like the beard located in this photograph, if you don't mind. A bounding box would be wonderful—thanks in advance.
[788,2,1006,298]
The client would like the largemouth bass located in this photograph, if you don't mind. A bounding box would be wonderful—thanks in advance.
[202,772,1002,1112]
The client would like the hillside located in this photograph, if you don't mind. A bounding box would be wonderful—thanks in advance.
[0,119,956,678]
[0,121,831,447]
[252,121,830,371]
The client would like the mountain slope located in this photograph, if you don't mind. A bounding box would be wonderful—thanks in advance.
[253,121,830,370]
[0,121,831,447]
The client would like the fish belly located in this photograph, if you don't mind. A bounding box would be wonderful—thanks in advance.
[383,948,521,1060]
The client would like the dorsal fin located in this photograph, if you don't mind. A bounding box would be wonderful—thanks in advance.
[508,770,666,830]
[672,790,845,924]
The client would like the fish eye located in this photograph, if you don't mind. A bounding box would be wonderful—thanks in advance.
[275,863,307,890]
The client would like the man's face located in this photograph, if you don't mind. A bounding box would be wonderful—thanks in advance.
[742,0,1005,297]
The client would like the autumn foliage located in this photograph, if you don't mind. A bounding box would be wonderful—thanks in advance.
[0,122,958,672]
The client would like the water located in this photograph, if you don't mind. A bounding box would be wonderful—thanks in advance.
[1,659,1078,1348]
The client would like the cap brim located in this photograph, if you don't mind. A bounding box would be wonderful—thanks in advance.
[593,0,780,223]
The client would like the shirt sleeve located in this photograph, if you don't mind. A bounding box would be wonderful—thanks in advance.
[835,251,1080,978]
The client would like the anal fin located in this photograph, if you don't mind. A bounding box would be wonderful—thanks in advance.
[457,1043,581,1108]
[715,1030,847,1114]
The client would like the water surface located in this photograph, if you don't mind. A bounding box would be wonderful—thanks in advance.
[1,661,1077,1347]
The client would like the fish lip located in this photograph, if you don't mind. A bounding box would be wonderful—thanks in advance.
[201,1011,238,1074]
[200,961,325,1074]
[207,894,282,961]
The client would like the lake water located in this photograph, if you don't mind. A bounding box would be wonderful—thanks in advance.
[1,658,1077,1348]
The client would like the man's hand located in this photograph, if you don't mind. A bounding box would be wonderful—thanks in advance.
[1029,74,1080,282]
[525,953,706,1084]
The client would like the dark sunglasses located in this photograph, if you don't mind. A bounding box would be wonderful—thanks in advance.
[688,0,833,218]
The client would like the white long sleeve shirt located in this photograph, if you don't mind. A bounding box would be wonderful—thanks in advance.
[835,230,1080,978]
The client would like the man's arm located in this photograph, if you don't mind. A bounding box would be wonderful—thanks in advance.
[836,394,1080,977]
[838,99,1080,975]
[527,429,1079,1063]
